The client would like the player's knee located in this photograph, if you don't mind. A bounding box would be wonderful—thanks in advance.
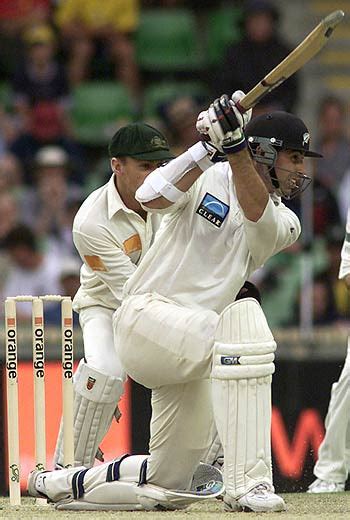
[211,298,276,380]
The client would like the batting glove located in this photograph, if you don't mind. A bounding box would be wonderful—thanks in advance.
[196,90,252,155]
[201,140,226,163]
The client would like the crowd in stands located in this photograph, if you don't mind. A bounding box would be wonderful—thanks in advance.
[0,0,349,330]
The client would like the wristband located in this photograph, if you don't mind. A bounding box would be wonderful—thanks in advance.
[188,141,220,171]
[222,129,247,155]
[222,138,247,155]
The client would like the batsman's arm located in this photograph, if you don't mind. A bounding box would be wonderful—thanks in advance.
[141,165,202,211]
[227,149,269,222]
[136,141,220,210]
[197,92,268,222]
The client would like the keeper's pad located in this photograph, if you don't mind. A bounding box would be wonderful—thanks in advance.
[54,359,124,468]
[55,456,224,511]
[211,298,276,499]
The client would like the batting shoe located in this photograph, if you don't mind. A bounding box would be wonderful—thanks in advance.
[27,469,49,499]
[224,483,286,512]
[307,478,345,493]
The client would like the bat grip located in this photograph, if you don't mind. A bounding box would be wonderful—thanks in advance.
[235,100,247,114]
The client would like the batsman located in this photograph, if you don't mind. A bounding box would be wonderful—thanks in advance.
[29,90,322,512]
[53,6,342,475]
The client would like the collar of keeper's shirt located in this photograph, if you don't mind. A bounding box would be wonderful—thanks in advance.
[108,122,175,162]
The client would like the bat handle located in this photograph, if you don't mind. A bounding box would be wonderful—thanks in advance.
[235,100,247,114]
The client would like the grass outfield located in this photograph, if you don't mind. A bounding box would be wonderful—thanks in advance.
[0,494,350,519]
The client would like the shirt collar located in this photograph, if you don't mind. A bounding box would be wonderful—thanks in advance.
[107,174,133,219]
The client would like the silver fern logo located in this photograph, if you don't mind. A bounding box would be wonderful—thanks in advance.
[302,132,310,146]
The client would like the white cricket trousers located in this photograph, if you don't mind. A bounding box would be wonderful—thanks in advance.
[79,305,126,379]
[114,293,219,490]
[314,338,350,482]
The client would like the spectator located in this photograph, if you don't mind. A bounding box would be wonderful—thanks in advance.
[161,96,206,154]
[0,192,20,246]
[290,271,341,327]
[54,0,141,102]
[0,105,18,152]
[142,0,219,6]
[1,224,61,321]
[19,145,83,257]
[311,272,341,326]
[314,95,350,196]
[287,176,342,238]
[0,191,21,297]
[11,24,71,136]
[0,0,52,80]
[0,152,23,195]
[214,0,299,114]
[256,239,329,328]
[8,24,85,184]
[45,256,81,326]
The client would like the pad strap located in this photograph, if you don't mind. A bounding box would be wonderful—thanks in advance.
[138,459,148,485]
[106,454,131,482]
[72,469,90,499]
[213,341,275,379]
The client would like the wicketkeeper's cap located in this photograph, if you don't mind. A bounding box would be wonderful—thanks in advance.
[108,123,175,161]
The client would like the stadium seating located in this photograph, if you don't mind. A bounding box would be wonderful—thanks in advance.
[71,81,133,146]
[143,81,209,119]
[0,82,11,111]
[205,7,242,65]
[136,9,203,72]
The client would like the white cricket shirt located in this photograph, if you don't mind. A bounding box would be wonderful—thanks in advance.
[339,208,350,279]
[73,174,160,311]
[124,162,301,313]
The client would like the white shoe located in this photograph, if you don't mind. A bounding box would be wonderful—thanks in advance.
[27,470,49,499]
[224,483,286,512]
[307,478,345,493]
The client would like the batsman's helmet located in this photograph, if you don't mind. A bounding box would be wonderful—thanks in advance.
[244,111,322,165]
[244,111,322,198]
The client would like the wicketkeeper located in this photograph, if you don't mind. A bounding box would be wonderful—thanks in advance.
[54,123,174,468]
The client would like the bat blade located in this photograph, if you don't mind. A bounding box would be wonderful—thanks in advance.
[237,10,344,111]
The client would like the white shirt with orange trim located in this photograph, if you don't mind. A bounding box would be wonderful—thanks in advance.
[339,208,350,280]
[124,162,301,314]
[73,174,160,311]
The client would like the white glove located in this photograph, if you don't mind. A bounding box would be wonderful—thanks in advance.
[196,90,252,154]
[230,90,252,125]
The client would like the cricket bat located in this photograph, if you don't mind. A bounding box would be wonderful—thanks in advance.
[236,10,345,112]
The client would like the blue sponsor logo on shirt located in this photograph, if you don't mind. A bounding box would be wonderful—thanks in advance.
[196,192,229,228]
